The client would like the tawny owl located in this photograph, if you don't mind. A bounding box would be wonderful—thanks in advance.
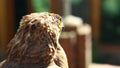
[0,12,68,68]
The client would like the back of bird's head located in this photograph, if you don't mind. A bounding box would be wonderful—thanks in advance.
[19,12,63,33]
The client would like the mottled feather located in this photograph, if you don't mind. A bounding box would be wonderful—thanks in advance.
[0,12,68,68]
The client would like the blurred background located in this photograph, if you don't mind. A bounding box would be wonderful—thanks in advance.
[0,0,120,68]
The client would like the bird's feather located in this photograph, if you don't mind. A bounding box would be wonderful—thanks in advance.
[0,12,68,68]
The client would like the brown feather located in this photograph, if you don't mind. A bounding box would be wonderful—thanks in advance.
[0,12,68,68]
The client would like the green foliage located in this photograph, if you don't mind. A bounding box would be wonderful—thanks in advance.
[92,36,99,62]
[102,0,120,17]
[32,0,50,12]
[71,0,82,4]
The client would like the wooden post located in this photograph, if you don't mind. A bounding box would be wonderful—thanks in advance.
[50,0,63,16]
[76,24,92,68]
[76,35,86,68]
[0,0,15,59]
[0,0,7,59]
[60,33,76,68]
[89,0,101,38]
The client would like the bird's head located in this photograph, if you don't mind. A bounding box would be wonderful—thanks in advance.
[20,12,63,40]
[8,12,64,63]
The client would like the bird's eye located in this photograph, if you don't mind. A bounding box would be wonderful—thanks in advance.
[58,21,64,28]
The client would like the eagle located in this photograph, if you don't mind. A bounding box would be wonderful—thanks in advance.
[0,12,68,68]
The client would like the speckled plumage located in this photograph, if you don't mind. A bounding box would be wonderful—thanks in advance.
[0,12,68,68]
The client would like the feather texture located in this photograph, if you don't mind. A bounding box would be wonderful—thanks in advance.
[0,12,68,68]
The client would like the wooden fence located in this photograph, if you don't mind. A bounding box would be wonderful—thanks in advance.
[60,24,92,68]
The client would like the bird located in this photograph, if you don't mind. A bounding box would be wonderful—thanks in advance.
[0,12,68,68]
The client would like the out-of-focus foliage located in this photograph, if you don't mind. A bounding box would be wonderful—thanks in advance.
[101,0,120,43]
[71,0,82,4]
[32,0,50,12]
[102,0,120,17]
